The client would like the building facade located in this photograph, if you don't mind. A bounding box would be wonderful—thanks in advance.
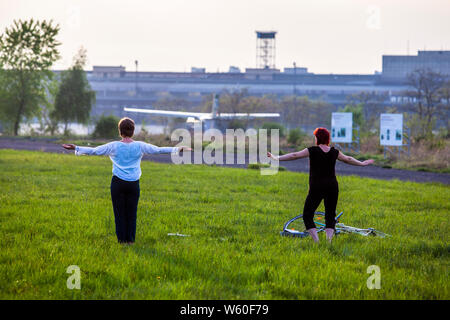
[382,50,450,82]
[78,51,449,123]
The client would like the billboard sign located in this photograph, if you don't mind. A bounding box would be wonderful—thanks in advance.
[380,113,403,146]
[331,112,353,143]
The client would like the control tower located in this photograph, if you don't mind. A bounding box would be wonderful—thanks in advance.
[255,31,277,69]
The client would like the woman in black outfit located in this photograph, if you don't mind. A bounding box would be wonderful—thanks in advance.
[268,127,374,243]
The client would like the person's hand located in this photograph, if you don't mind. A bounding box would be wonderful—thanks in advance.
[267,152,278,160]
[62,144,76,150]
[179,146,192,152]
[362,159,374,166]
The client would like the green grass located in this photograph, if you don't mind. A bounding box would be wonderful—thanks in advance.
[0,149,448,300]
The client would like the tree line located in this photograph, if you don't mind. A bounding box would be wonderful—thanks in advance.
[193,73,449,140]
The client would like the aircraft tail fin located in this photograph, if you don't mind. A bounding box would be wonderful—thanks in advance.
[211,94,219,118]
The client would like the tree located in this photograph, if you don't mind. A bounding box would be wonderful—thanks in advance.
[150,94,192,128]
[199,89,276,129]
[238,94,278,129]
[287,128,306,146]
[340,103,364,129]
[0,19,60,135]
[38,78,60,135]
[92,115,120,139]
[339,103,364,142]
[308,99,334,130]
[0,69,15,133]
[346,91,387,133]
[261,122,286,137]
[279,96,333,132]
[437,80,450,133]
[405,68,446,138]
[212,88,249,113]
[279,96,310,129]
[52,47,95,135]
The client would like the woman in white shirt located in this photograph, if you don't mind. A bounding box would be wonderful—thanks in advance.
[62,117,191,244]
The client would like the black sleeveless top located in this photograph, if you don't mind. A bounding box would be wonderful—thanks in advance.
[307,146,339,186]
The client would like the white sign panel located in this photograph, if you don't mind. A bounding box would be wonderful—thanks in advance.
[380,113,403,146]
[331,112,353,143]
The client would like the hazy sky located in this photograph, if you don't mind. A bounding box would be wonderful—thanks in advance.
[1,0,449,74]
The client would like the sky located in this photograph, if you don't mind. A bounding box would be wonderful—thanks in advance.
[1,0,449,74]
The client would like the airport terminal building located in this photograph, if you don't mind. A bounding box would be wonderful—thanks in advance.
[83,51,450,121]
[382,50,450,82]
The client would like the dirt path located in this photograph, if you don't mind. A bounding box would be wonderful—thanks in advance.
[1,137,449,185]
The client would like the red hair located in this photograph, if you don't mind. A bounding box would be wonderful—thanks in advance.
[313,127,330,145]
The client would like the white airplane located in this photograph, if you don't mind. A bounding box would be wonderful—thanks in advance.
[124,94,280,130]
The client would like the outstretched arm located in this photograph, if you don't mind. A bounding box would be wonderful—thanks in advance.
[62,143,114,156]
[337,151,374,166]
[140,142,192,155]
[267,148,309,161]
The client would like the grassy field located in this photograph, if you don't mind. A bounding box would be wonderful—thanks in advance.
[0,149,448,299]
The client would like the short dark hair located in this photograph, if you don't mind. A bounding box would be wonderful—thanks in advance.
[118,117,135,137]
[313,127,330,145]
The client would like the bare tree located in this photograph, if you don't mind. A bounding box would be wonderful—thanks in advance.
[216,88,249,114]
[346,91,388,132]
[405,68,446,137]
[437,80,450,133]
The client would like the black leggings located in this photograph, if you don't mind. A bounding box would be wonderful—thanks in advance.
[110,175,140,243]
[302,182,339,230]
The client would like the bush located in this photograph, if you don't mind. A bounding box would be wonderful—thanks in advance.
[287,128,305,145]
[406,113,436,142]
[261,122,286,137]
[92,115,120,139]
[437,127,450,139]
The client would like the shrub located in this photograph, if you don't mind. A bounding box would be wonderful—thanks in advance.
[92,115,120,139]
[287,128,306,145]
[261,122,286,137]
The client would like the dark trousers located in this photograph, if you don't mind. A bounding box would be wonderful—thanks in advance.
[110,175,140,243]
[302,181,339,230]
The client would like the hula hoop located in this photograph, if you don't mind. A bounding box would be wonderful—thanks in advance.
[280,211,343,238]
